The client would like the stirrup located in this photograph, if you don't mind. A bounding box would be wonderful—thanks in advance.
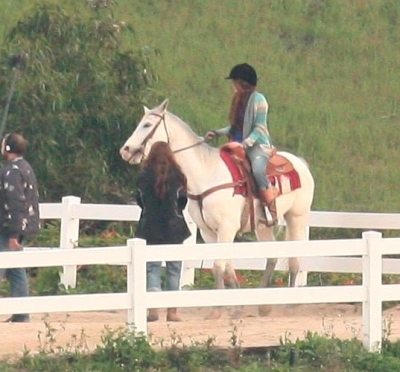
[264,208,275,226]
[262,207,278,227]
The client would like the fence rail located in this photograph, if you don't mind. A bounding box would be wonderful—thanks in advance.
[1,231,398,352]
[34,196,400,288]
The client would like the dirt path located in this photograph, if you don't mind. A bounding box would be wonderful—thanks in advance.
[1,304,400,361]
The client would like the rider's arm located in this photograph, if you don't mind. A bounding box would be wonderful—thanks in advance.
[206,125,230,140]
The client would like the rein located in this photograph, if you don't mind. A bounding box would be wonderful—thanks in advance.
[138,112,206,158]
[172,140,205,154]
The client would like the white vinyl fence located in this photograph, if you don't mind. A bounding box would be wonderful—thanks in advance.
[36,195,199,288]
[1,231,400,352]
[36,196,400,289]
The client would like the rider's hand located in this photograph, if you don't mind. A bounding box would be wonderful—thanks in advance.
[205,131,217,141]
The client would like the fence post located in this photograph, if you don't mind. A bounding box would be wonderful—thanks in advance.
[362,231,382,352]
[59,196,81,289]
[128,238,147,335]
[180,211,198,289]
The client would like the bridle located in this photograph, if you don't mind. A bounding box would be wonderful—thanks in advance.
[132,111,256,231]
[136,112,206,161]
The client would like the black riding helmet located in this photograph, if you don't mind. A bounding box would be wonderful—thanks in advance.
[225,63,257,86]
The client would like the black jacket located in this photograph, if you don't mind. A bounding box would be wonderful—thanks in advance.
[0,157,40,238]
[135,167,191,244]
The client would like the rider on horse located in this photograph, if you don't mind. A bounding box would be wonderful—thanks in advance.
[206,63,278,226]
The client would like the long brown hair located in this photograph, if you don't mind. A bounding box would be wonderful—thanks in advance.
[228,80,255,131]
[141,141,187,199]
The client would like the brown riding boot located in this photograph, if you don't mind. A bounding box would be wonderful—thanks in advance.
[259,187,279,226]
[166,308,183,322]
[147,309,159,322]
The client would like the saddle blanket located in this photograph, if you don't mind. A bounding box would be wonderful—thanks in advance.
[220,151,301,196]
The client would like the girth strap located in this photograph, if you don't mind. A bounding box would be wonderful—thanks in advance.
[187,181,243,203]
[187,179,256,232]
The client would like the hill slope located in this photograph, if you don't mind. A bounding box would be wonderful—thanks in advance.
[3,0,400,213]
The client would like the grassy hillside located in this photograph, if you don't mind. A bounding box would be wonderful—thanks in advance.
[2,0,400,213]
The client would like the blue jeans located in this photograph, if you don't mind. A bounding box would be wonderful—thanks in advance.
[246,144,271,189]
[0,234,29,318]
[147,260,182,292]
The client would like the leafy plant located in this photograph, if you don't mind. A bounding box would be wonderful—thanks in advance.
[0,2,160,205]
[92,326,161,370]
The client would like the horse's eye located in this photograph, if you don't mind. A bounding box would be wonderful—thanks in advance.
[143,122,152,128]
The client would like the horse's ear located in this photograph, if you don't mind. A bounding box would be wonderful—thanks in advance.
[159,99,169,113]
[143,106,150,114]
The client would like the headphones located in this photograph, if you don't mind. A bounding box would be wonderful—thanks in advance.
[2,133,27,155]
[3,133,11,152]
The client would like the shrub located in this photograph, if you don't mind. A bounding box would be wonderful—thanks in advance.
[0,2,160,204]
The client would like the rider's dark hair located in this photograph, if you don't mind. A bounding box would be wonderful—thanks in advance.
[229,82,255,131]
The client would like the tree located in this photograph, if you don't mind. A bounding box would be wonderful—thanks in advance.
[0,2,159,203]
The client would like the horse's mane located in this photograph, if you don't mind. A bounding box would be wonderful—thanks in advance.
[166,110,204,141]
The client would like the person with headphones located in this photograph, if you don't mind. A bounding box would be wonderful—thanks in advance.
[0,133,40,323]
[205,63,278,226]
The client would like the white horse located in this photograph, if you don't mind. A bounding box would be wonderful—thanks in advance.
[120,99,315,318]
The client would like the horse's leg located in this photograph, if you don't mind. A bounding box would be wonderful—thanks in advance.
[199,228,226,320]
[218,223,242,288]
[200,229,225,289]
[209,224,240,291]
[224,260,240,289]
[255,222,277,316]
[256,222,276,287]
[217,224,245,319]
[203,223,240,320]
[285,214,308,287]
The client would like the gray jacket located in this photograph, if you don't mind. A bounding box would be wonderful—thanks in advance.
[0,157,40,238]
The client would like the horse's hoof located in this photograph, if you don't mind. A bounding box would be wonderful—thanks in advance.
[258,305,272,317]
[204,310,221,320]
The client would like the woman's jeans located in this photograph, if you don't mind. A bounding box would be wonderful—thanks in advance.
[246,144,271,189]
[0,234,29,318]
[147,260,182,292]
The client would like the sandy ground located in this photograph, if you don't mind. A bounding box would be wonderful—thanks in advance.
[1,303,400,361]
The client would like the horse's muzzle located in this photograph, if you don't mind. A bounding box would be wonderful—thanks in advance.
[120,146,142,164]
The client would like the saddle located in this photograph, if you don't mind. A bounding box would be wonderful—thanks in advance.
[219,142,297,196]
[188,142,301,233]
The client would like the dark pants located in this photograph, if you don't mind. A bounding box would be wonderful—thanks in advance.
[0,234,29,318]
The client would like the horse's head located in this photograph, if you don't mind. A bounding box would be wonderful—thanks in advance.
[120,99,170,164]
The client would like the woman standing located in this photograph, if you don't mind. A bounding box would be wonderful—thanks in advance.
[135,141,191,322]
[206,63,278,226]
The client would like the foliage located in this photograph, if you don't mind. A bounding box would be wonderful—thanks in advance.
[3,324,400,370]
[91,326,161,370]
[0,2,160,204]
